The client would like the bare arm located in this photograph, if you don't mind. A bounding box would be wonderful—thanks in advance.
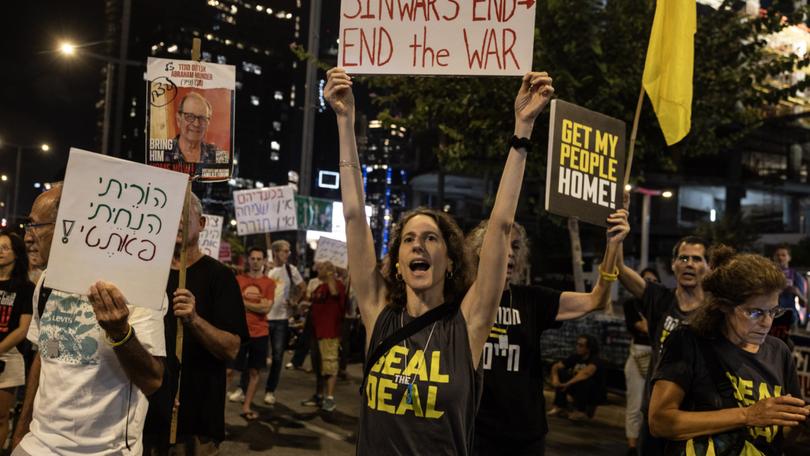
[649,380,809,440]
[550,361,563,387]
[0,314,31,354]
[10,352,39,449]
[557,210,629,320]
[634,318,649,335]
[562,364,597,387]
[174,288,240,361]
[89,282,164,395]
[462,72,554,368]
[617,246,647,298]
[325,68,387,347]
[243,298,272,314]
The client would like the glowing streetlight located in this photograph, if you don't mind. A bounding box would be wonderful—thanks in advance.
[0,175,7,182]
[59,42,76,56]
[662,190,673,198]
[41,143,50,152]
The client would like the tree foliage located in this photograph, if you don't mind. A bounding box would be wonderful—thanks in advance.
[363,0,809,181]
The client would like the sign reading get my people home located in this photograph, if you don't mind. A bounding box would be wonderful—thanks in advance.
[338,0,537,76]
[545,100,626,227]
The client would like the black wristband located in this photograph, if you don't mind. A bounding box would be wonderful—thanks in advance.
[509,135,532,152]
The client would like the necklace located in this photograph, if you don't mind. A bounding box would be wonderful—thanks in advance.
[401,310,438,405]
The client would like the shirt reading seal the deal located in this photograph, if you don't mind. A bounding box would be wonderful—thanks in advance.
[476,285,561,445]
[652,327,801,456]
[21,272,167,456]
[357,305,483,456]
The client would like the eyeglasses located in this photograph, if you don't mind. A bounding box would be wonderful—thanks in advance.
[0,246,11,253]
[179,111,210,125]
[736,306,789,321]
[23,221,55,231]
[676,255,705,264]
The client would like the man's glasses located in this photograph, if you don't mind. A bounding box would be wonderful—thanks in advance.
[179,111,210,125]
[23,221,54,231]
[736,306,789,321]
[0,245,11,253]
[676,255,705,264]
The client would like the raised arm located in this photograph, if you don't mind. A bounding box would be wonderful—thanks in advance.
[557,210,629,320]
[617,244,647,298]
[324,68,386,343]
[462,72,554,367]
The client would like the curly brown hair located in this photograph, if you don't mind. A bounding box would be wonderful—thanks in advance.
[381,208,473,310]
[690,245,786,338]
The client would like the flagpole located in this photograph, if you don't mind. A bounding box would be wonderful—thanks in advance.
[623,85,645,196]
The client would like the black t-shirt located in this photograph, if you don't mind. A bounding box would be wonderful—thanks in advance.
[652,327,801,455]
[0,279,34,344]
[641,282,693,411]
[144,255,248,443]
[475,285,561,444]
[358,304,483,456]
[622,297,650,346]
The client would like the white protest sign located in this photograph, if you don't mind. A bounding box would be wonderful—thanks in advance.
[338,0,537,75]
[233,185,297,235]
[45,148,187,310]
[314,236,348,269]
[199,214,223,258]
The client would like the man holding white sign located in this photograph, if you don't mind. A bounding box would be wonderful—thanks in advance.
[12,186,167,456]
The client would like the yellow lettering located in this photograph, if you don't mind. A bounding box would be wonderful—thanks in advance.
[589,152,600,175]
[402,349,430,382]
[572,122,592,149]
[425,385,445,419]
[429,351,450,383]
[395,385,424,417]
[595,131,618,157]
[739,378,754,403]
[758,382,772,400]
[370,353,386,373]
[570,145,580,170]
[560,143,571,166]
[366,374,378,409]
[377,377,397,414]
[381,345,408,376]
[607,158,617,181]
[561,119,573,143]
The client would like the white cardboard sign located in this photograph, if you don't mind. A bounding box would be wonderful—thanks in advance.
[199,214,223,258]
[45,148,188,310]
[233,185,298,235]
[337,0,537,75]
[314,236,348,269]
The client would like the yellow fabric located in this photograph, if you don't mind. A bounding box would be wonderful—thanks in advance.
[642,0,696,145]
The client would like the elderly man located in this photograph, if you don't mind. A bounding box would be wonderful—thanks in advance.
[143,191,247,455]
[164,92,225,164]
[12,186,166,455]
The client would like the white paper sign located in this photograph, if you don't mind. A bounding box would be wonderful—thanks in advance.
[45,148,188,310]
[199,214,223,258]
[233,185,298,235]
[314,237,348,269]
[337,0,537,75]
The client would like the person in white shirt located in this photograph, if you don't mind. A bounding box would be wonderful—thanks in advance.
[12,186,166,456]
[263,240,305,405]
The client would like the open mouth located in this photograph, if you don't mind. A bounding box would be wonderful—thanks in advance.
[409,260,431,272]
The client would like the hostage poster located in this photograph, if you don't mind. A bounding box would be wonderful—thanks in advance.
[145,57,235,182]
[544,99,626,227]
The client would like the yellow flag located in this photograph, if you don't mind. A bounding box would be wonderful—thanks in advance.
[642,0,696,145]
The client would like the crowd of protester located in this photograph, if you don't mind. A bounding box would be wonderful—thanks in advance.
[0,68,807,456]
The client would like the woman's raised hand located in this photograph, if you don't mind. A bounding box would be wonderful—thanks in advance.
[514,71,554,129]
[325,67,355,118]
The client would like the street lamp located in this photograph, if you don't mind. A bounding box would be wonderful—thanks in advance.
[0,140,50,224]
[632,187,674,269]
[57,40,141,156]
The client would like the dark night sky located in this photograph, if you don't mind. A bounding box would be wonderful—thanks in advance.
[0,1,106,217]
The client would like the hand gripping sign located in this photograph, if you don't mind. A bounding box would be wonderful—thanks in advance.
[338,0,537,75]
[45,149,188,310]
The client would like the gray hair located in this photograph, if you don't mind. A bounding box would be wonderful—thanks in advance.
[466,220,529,285]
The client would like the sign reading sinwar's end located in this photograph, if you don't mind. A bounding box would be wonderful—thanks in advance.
[545,100,626,227]
[338,0,537,76]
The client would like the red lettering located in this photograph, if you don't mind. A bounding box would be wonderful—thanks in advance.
[464,28,520,70]
[443,0,460,20]
[361,0,375,18]
[378,27,393,65]
[436,48,449,67]
[472,0,486,21]
[342,28,359,67]
[464,28,485,68]
[344,0,362,18]
[484,29,502,69]
[503,28,519,69]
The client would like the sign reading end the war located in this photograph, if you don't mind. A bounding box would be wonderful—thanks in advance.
[545,99,626,227]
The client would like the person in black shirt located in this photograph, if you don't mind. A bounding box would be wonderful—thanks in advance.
[549,334,605,420]
[468,212,629,455]
[618,235,711,455]
[325,67,553,455]
[650,245,810,455]
[622,267,659,455]
[144,191,248,455]
[0,231,33,449]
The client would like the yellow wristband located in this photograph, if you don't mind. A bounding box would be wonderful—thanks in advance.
[106,325,134,348]
[599,266,619,282]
